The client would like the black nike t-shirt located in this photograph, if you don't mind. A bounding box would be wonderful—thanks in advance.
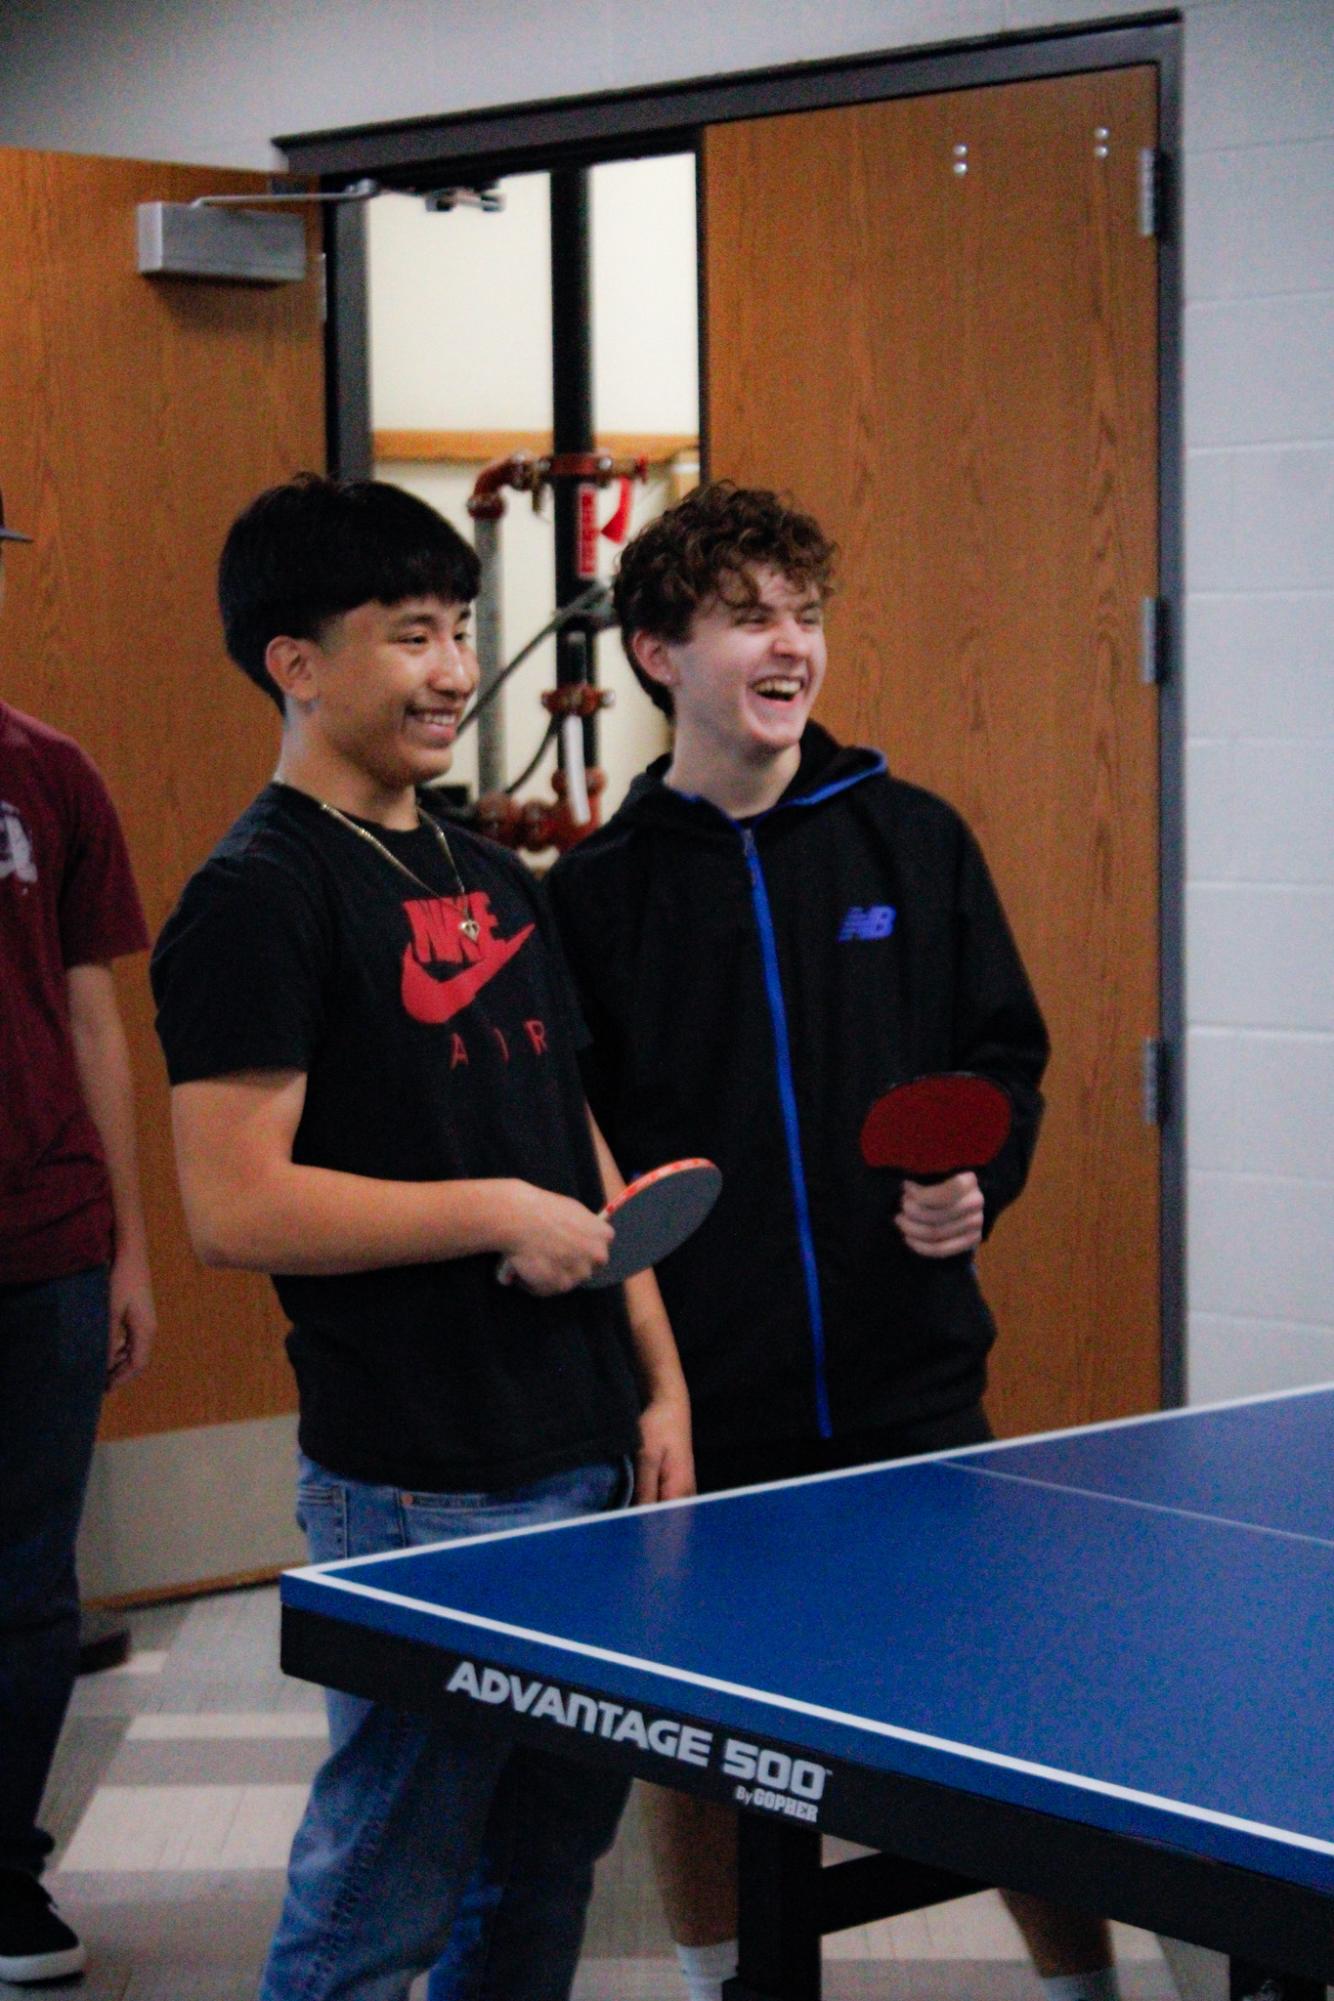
[151,783,640,1491]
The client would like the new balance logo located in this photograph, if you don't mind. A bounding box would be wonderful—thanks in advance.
[838,905,896,942]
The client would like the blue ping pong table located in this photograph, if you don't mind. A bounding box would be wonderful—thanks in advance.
[282,1385,1334,1999]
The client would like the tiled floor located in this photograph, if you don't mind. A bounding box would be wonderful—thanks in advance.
[20,1585,1187,2000]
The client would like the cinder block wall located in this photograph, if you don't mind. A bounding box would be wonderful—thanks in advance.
[1179,0,1334,1398]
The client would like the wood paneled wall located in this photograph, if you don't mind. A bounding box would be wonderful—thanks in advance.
[0,148,326,1443]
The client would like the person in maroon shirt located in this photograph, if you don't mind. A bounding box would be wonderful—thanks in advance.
[0,485,155,1985]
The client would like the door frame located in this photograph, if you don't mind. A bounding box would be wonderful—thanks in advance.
[281,12,1186,1405]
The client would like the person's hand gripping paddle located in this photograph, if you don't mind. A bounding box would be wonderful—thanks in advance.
[859,1072,1013,1178]
[498,1158,723,1290]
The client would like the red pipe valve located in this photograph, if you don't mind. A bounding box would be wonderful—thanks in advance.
[541,685,613,721]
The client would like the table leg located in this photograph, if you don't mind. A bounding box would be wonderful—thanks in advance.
[723,1819,822,2001]
[1229,1963,1326,2000]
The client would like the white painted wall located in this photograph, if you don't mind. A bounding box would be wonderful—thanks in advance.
[0,1,1095,172]
[1,0,1331,1403]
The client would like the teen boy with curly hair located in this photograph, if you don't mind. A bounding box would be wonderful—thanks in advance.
[546,481,1120,2001]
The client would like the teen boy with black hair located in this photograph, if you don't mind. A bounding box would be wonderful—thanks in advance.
[151,473,691,2001]
[545,482,1121,2001]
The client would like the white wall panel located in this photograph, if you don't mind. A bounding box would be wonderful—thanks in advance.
[0,0,1009,169]
[1228,741,1334,883]
[1187,445,1334,591]
[1185,296,1334,447]
[1188,1028,1334,1178]
[1184,1029,1239,1173]
[1184,739,1236,882]
[1182,449,1238,594]
[1184,0,1334,149]
[1182,0,1334,1398]
[1187,886,1334,1031]
[1190,1174,1332,1324]
[1184,143,1334,301]
[1225,445,1334,589]
[1004,0,1207,22]
[1186,593,1334,735]
[1189,736,1334,890]
[1190,1315,1334,1402]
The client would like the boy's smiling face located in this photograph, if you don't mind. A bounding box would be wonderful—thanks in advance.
[634,565,827,774]
[272,594,478,810]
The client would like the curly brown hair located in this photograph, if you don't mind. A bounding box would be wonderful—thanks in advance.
[613,482,837,718]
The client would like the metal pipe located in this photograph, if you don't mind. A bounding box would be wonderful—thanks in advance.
[549,167,598,770]
[471,515,505,792]
[326,199,372,480]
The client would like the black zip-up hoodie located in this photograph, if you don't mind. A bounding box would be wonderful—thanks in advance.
[545,725,1049,1456]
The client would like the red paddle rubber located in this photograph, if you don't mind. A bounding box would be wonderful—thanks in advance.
[860,1073,1012,1176]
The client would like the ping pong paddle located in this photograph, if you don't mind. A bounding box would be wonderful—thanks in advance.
[497,1158,723,1290]
[860,1072,1012,1178]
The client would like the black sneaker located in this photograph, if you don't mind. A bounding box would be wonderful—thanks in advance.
[0,1870,86,1982]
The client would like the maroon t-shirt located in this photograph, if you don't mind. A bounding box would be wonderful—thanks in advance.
[0,701,148,1285]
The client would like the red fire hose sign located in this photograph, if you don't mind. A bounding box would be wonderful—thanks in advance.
[576,484,599,580]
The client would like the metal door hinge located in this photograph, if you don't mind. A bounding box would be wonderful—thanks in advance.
[1140,596,1171,685]
[1142,1038,1171,1127]
[1138,147,1170,239]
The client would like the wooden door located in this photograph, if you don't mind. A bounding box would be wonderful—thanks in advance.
[704,68,1160,1435]
[0,148,325,1595]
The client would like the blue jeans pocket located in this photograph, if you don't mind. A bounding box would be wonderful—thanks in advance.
[400,1456,631,1549]
[295,1477,350,1565]
[400,1491,520,1548]
[296,1452,633,1569]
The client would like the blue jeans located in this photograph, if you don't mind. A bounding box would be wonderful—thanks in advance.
[0,1266,109,1877]
[260,1453,634,2001]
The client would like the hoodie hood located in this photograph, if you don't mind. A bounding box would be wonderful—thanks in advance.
[615,723,886,839]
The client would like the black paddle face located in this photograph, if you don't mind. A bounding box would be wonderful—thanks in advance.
[499,1158,723,1290]
[860,1073,1012,1176]
[581,1159,723,1289]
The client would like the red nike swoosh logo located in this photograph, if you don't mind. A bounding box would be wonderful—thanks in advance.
[400,924,534,1024]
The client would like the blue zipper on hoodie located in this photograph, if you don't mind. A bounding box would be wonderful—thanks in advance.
[673,752,882,1441]
[735,759,882,1440]
[740,823,832,1437]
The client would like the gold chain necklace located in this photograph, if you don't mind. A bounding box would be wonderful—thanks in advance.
[316,798,481,940]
